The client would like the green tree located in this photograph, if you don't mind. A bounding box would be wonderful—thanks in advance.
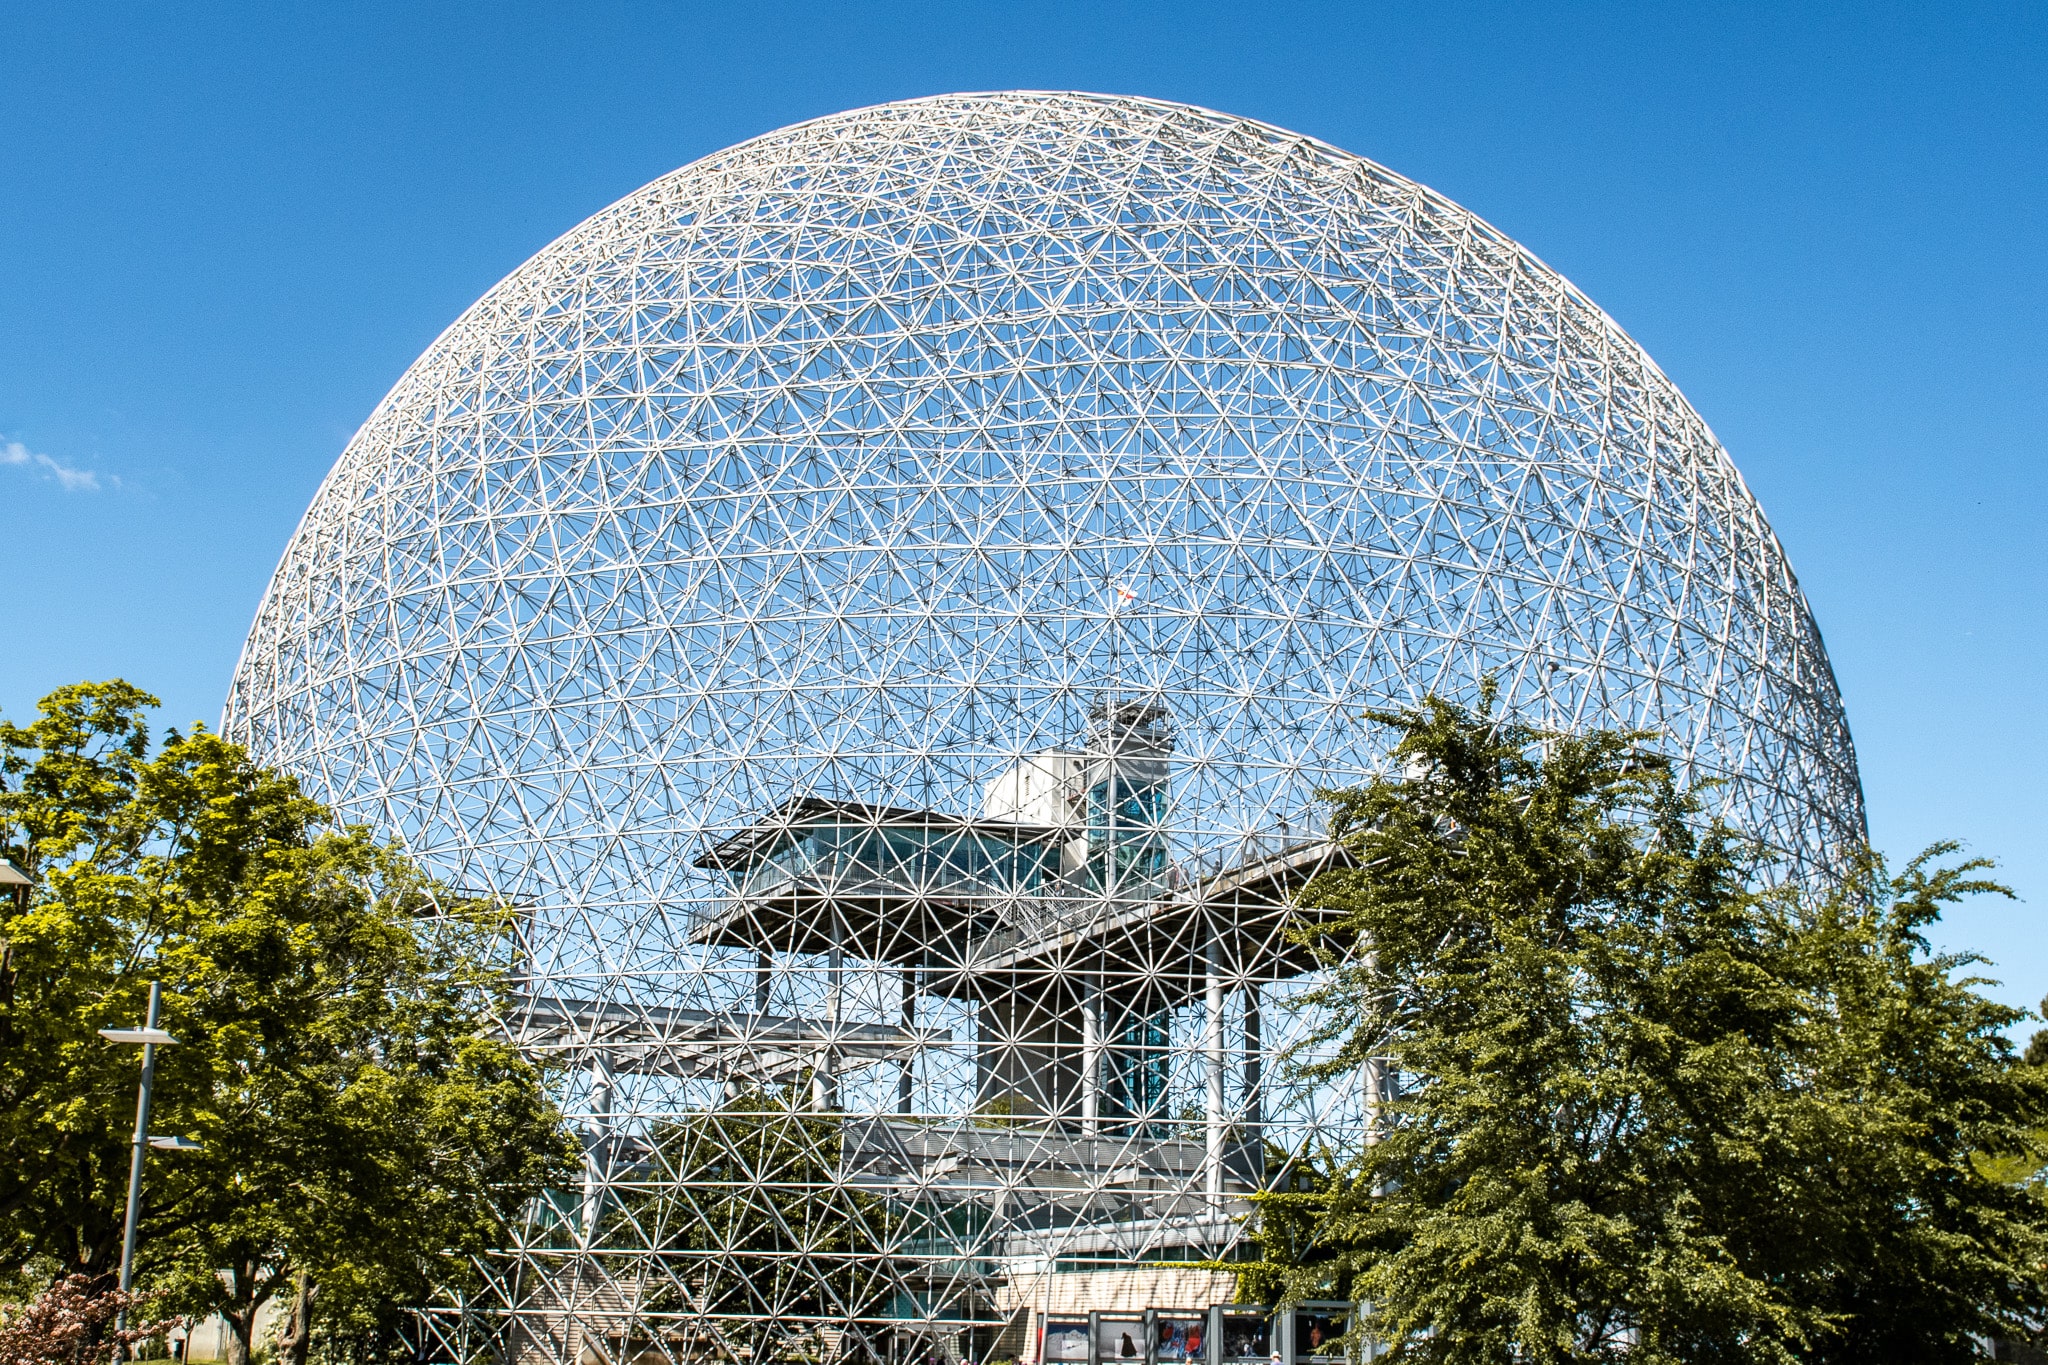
[1249,694,2048,1364]
[1784,849,2048,1360]
[1,680,191,1281]
[621,1082,899,1362]
[0,682,579,1365]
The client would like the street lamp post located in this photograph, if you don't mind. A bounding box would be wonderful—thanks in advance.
[100,981,200,1336]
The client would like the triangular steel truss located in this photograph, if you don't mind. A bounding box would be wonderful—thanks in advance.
[222,92,1864,1365]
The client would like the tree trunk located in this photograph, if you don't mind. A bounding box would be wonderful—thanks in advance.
[222,1308,253,1365]
[221,1264,262,1365]
[276,1272,318,1365]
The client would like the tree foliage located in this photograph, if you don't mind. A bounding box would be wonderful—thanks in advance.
[0,682,579,1365]
[0,680,184,1279]
[621,1083,900,1361]
[1248,693,2048,1364]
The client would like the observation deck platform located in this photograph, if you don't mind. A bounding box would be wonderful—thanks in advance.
[507,993,948,1083]
[839,1117,1263,1197]
[685,833,1356,997]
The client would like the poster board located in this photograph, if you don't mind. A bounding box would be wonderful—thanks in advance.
[1094,1317,1145,1365]
[1214,1309,1270,1364]
[1150,1314,1206,1363]
[1042,1319,1090,1363]
[1291,1306,1348,1365]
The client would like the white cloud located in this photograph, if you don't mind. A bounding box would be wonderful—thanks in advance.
[2,439,108,492]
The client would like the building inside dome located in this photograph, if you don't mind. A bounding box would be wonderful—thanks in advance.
[223,91,1864,1365]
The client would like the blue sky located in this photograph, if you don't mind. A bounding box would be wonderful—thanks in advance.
[2,1,2043,1021]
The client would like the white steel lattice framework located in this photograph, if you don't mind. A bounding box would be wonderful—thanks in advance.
[224,92,1865,1365]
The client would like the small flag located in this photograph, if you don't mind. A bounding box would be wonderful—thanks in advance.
[1115,583,1138,605]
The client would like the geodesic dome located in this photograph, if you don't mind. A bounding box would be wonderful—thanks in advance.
[224,91,1863,1365]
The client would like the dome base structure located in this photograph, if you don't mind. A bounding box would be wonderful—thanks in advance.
[223,92,1864,1365]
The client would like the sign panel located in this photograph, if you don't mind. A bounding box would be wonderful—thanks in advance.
[1216,1311,1270,1363]
[1293,1309,1346,1365]
[1151,1315,1205,1363]
[1042,1319,1090,1363]
[1095,1318,1144,1363]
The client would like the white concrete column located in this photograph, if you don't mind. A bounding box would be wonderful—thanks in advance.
[898,968,917,1115]
[581,1053,614,1241]
[1204,936,1226,1210]
[1242,987,1262,1138]
[1081,977,1103,1136]
[1362,1057,1385,1147]
[1362,950,1385,1149]
[815,935,843,1112]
